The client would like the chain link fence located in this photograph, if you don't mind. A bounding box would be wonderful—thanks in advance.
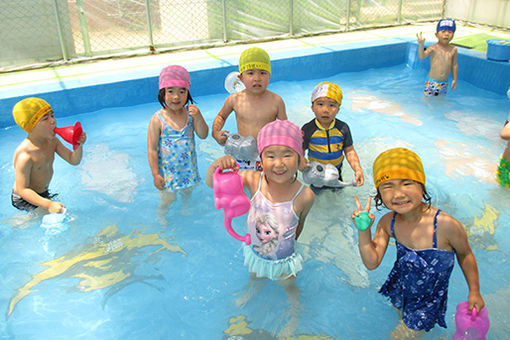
[1,0,450,70]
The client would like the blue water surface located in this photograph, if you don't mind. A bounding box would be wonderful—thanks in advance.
[0,64,509,339]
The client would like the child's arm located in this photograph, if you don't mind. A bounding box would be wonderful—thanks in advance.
[416,32,433,59]
[501,122,510,140]
[55,132,86,165]
[188,104,209,139]
[451,47,458,91]
[147,114,164,190]
[343,145,364,186]
[295,186,314,239]
[205,155,238,187]
[352,196,390,270]
[445,216,485,311]
[212,96,235,146]
[14,152,65,213]
[276,95,287,120]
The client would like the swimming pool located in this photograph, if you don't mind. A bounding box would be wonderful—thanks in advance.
[1,40,510,339]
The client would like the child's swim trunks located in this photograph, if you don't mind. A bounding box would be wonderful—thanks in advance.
[497,156,510,187]
[237,158,262,171]
[424,77,448,96]
[11,189,56,211]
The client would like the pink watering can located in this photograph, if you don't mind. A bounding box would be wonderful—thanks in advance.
[453,301,489,340]
[54,121,83,150]
[213,166,251,245]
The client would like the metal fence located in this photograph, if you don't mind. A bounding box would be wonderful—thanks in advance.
[1,0,447,70]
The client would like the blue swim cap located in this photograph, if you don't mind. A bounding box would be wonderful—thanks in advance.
[437,19,456,33]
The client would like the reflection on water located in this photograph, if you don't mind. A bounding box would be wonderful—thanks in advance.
[8,225,185,316]
[223,314,334,340]
[81,144,140,203]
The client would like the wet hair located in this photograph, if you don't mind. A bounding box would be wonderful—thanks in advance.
[373,182,431,210]
[158,88,194,108]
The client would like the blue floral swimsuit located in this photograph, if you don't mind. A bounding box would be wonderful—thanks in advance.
[379,209,455,331]
[157,109,200,191]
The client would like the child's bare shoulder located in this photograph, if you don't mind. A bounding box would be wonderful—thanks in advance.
[13,140,31,164]
[377,212,394,233]
[436,209,463,231]
[14,138,56,165]
[225,91,244,107]
[298,183,314,203]
[265,89,284,102]
[240,169,260,192]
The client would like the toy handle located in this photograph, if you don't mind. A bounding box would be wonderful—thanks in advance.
[224,216,251,245]
[471,306,478,321]
[214,166,239,176]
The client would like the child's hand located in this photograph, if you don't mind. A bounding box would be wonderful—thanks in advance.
[416,32,425,44]
[48,201,65,213]
[213,155,238,171]
[353,170,365,187]
[77,132,87,146]
[352,196,375,231]
[468,291,485,313]
[212,129,229,146]
[188,104,202,118]
[451,80,457,91]
[153,174,165,190]
[206,156,238,188]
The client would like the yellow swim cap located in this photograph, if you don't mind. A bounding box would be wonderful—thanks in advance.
[372,147,426,188]
[239,47,271,75]
[311,82,343,105]
[12,97,53,133]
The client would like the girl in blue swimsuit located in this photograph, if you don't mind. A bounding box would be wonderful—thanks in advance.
[147,65,209,218]
[352,147,485,338]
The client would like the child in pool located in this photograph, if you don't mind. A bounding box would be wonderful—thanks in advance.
[497,120,510,187]
[206,119,314,337]
[147,65,208,214]
[352,147,484,339]
[11,97,86,213]
[301,81,364,191]
[417,18,458,96]
[212,47,287,171]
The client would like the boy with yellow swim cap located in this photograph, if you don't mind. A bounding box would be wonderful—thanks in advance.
[11,97,86,213]
[302,81,364,191]
[212,47,287,170]
[352,147,484,337]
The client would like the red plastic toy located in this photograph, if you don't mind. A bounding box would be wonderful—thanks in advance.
[54,122,83,150]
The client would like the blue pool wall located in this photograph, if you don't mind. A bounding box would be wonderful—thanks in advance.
[1,38,509,129]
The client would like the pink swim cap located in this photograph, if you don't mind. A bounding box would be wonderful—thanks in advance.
[159,65,190,90]
[257,120,303,157]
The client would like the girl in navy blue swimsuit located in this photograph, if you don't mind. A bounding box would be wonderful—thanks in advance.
[352,148,485,339]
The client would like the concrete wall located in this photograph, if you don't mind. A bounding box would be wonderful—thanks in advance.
[445,0,510,28]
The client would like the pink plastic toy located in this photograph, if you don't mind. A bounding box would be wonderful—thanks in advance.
[453,301,489,340]
[213,166,251,245]
[54,121,83,150]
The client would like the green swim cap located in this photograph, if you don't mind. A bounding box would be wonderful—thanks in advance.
[239,47,271,74]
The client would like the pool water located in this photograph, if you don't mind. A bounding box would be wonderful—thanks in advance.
[1,64,509,339]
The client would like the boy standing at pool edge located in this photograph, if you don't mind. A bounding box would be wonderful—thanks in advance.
[417,18,458,96]
[212,47,287,170]
[11,97,86,213]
